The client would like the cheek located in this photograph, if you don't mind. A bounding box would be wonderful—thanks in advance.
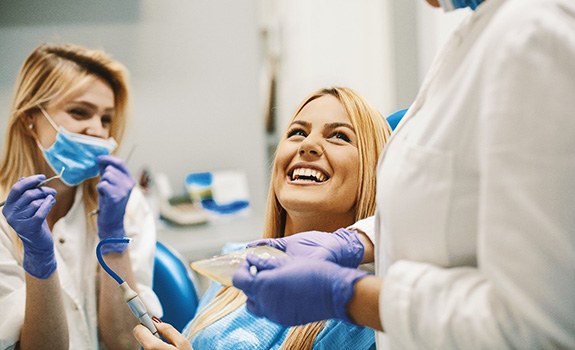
[338,150,360,197]
[334,148,360,179]
[274,142,297,172]
[37,128,58,149]
[271,163,284,194]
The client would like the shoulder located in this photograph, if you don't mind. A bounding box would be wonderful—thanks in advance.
[486,0,575,49]
[478,0,575,85]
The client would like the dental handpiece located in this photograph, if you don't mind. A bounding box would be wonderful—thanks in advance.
[96,237,160,338]
[120,282,159,338]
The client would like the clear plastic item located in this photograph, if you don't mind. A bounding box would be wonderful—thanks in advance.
[190,246,287,286]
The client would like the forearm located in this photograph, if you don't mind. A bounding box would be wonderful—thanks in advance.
[20,272,69,350]
[98,251,141,350]
[347,275,383,331]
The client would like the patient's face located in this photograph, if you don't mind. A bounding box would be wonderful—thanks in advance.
[273,94,359,222]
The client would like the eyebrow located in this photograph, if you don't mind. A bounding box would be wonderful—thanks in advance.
[325,122,355,132]
[290,120,355,132]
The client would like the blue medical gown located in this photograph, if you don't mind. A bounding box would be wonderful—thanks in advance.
[183,244,375,350]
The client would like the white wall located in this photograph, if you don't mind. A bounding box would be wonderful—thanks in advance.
[0,0,267,212]
[264,0,393,133]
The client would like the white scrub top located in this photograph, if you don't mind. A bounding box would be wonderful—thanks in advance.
[0,187,161,350]
[375,0,575,348]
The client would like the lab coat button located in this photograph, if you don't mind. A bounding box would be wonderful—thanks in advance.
[59,238,65,244]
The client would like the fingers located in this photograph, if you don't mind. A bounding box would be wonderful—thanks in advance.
[133,322,192,350]
[99,165,127,186]
[98,164,135,193]
[97,155,131,176]
[245,254,287,271]
[155,322,192,349]
[232,260,256,292]
[97,166,134,197]
[35,195,56,220]
[245,239,270,248]
[3,184,56,219]
[246,238,287,251]
[133,324,175,349]
[5,175,46,203]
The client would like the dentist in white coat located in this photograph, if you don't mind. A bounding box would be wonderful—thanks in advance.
[233,0,575,348]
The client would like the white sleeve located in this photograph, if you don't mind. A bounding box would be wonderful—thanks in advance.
[124,187,163,317]
[348,216,375,244]
[381,7,575,349]
[349,216,375,273]
[0,220,25,349]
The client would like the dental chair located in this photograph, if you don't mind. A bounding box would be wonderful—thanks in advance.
[153,241,200,331]
[386,108,408,131]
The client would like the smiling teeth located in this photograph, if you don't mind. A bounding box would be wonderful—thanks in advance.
[291,168,327,182]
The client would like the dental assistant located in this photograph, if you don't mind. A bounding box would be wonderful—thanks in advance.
[0,43,161,350]
[233,0,575,348]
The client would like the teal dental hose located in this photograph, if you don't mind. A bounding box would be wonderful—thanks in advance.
[96,237,159,338]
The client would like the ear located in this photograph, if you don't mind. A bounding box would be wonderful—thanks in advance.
[21,109,39,137]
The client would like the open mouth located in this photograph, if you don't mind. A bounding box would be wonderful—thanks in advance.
[289,167,329,183]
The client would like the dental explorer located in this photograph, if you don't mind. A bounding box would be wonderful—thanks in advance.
[0,167,65,207]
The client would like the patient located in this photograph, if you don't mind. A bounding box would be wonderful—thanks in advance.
[134,87,391,349]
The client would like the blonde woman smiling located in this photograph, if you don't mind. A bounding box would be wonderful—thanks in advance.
[134,87,391,350]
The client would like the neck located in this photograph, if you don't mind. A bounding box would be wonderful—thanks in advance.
[283,210,356,236]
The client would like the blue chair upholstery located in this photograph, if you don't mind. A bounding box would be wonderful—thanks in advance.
[386,108,408,131]
[153,241,200,331]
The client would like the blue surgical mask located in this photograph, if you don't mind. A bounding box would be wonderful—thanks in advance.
[37,106,117,186]
[438,0,483,11]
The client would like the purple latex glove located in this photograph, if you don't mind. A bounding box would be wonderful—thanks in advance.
[247,228,364,268]
[2,175,57,279]
[96,155,135,254]
[233,254,367,326]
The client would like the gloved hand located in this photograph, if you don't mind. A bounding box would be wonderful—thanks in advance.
[233,254,367,326]
[247,228,364,268]
[96,155,135,254]
[2,175,57,279]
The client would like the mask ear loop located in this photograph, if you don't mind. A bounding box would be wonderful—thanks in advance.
[30,106,60,152]
[37,105,60,131]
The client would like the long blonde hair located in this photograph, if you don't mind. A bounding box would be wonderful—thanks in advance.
[187,87,391,349]
[0,43,130,256]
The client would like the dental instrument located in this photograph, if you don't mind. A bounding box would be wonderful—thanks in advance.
[0,167,65,207]
[190,246,285,286]
[96,237,159,338]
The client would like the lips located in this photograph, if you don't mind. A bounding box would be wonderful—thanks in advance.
[288,167,329,183]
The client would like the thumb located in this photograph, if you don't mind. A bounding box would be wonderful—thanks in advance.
[245,254,288,271]
[246,238,287,252]
[232,260,255,292]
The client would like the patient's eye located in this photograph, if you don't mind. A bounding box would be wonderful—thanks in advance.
[287,127,307,139]
[330,131,351,143]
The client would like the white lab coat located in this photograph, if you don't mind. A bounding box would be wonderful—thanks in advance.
[0,187,162,350]
[375,0,575,348]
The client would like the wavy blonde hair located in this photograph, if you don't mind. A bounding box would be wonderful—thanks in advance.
[0,43,130,257]
[186,87,391,349]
